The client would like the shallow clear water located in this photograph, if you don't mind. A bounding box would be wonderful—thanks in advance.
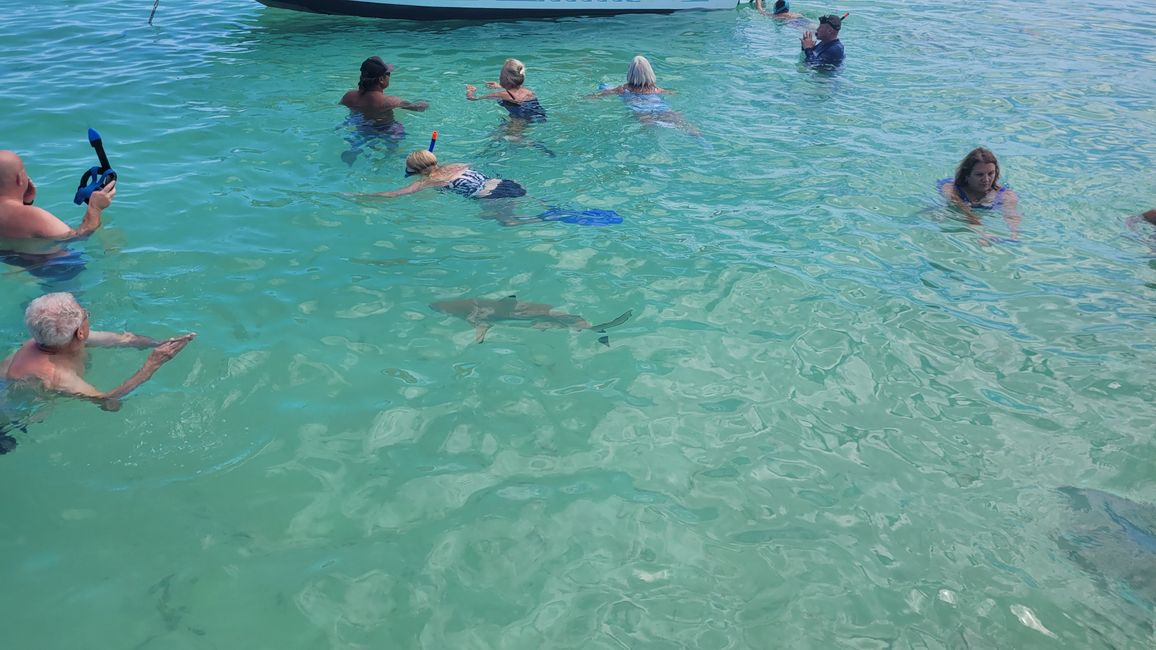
[2,0,1155,647]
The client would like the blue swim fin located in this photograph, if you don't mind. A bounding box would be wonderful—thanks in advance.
[538,207,623,227]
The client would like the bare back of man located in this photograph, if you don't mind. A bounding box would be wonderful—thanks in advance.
[341,89,428,123]
[1,340,90,390]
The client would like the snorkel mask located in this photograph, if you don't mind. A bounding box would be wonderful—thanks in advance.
[73,128,116,205]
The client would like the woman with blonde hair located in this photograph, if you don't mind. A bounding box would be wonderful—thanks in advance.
[365,149,527,225]
[466,58,546,123]
[370,150,525,201]
[364,149,622,227]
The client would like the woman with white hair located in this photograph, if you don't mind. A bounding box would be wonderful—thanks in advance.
[1,292,195,411]
[594,55,698,135]
[595,55,669,99]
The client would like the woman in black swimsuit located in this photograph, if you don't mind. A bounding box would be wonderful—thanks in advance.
[466,59,554,157]
[466,59,546,122]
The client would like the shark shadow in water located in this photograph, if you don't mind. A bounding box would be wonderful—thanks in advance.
[1056,486,1156,606]
[0,419,28,455]
[429,295,632,346]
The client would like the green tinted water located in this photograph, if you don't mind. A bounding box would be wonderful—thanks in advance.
[2,0,1155,647]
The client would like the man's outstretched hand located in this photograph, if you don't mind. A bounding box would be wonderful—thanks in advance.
[147,332,196,366]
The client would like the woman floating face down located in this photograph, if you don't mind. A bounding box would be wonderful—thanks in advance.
[360,150,535,226]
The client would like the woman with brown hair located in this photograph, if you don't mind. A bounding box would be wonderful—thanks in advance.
[939,147,1021,242]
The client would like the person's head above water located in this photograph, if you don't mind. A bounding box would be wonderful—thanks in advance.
[954,147,1003,194]
[0,150,26,195]
[773,0,790,14]
[626,55,658,90]
[25,292,87,348]
[817,14,842,41]
[358,56,395,94]
[499,59,526,90]
[819,14,842,30]
[405,150,438,176]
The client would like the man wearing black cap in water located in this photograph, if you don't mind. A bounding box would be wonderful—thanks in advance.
[801,14,845,67]
[339,56,429,121]
[339,56,429,164]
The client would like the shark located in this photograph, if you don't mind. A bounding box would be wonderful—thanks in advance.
[429,296,632,345]
[1056,487,1156,606]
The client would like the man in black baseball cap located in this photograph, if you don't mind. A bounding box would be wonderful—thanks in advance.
[801,14,845,67]
[339,55,429,164]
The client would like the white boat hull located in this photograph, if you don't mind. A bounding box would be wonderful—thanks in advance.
[256,0,738,20]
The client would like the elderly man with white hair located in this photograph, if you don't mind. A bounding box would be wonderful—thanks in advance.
[1,292,195,411]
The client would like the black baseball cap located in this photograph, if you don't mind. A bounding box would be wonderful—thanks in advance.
[360,56,394,77]
[819,15,842,30]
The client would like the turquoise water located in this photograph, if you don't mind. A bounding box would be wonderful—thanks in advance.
[2,0,1155,646]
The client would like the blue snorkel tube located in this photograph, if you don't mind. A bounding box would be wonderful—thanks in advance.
[73,128,116,205]
[405,131,438,177]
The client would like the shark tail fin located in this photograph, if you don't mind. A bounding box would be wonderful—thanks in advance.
[590,309,633,333]
[590,310,633,347]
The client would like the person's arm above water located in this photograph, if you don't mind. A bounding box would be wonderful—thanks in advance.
[1000,188,1022,240]
[61,181,116,241]
[365,178,435,198]
[465,84,508,101]
[87,330,165,349]
[51,334,195,411]
[5,182,115,241]
[1126,209,1156,233]
[591,85,625,98]
[397,99,428,112]
[801,34,844,66]
[940,181,982,225]
[382,95,428,112]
